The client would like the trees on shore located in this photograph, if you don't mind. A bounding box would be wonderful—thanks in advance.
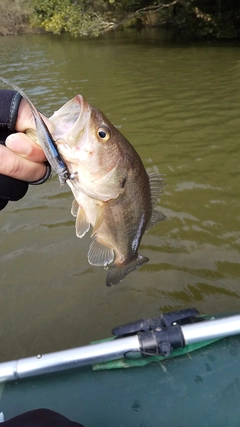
[1,0,240,40]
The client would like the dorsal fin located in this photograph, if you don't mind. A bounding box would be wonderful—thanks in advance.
[149,173,166,206]
[145,173,166,231]
[146,210,166,232]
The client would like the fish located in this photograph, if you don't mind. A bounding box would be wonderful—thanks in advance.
[50,95,166,286]
[0,77,166,286]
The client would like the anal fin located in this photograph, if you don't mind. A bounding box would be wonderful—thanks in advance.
[88,239,114,267]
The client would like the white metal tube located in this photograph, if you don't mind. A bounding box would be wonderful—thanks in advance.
[0,335,140,382]
[1,314,240,383]
[182,315,240,345]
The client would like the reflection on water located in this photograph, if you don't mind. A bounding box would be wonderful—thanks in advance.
[0,29,240,360]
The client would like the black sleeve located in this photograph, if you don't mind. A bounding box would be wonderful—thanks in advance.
[0,90,22,141]
[0,89,29,211]
[3,408,85,427]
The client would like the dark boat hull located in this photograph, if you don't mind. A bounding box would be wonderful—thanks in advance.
[1,335,239,427]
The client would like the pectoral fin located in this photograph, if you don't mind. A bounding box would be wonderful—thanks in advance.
[88,239,114,267]
[106,255,149,287]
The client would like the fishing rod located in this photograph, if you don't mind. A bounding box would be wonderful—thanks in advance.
[0,308,240,382]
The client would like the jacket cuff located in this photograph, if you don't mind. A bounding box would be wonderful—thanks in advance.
[0,90,22,132]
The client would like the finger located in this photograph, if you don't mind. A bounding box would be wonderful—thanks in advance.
[0,145,47,182]
[5,133,47,162]
[15,98,54,133]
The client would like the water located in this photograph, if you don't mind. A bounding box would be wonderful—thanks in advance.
[0,29,240,361]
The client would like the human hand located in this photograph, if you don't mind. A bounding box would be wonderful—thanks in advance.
[0,98,53,183]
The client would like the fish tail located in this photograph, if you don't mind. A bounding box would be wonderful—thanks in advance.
[106,255,149,287]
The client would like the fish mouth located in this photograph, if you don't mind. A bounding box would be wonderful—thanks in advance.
[73,94,91,129]
[50,94,91,147]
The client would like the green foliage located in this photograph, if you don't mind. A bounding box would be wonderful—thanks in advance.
[171,0,240,39]
[3,0,240,40]
[32,0,104,37]
[171,0,214,38]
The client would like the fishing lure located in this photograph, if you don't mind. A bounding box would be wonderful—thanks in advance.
[0,76,76,186]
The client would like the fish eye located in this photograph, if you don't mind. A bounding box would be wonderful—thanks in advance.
[98,127,111,141]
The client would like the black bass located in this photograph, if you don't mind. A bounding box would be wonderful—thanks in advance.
[50,95,166,286]
[0,77,165,286]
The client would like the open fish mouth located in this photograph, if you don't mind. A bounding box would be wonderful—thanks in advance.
[50,94,91,147]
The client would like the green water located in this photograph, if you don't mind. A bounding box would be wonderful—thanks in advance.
[0,29,239,361]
